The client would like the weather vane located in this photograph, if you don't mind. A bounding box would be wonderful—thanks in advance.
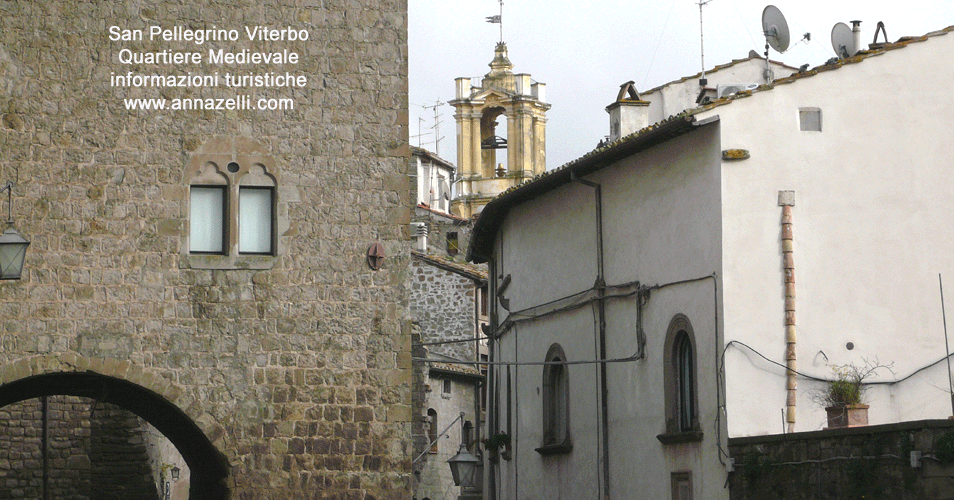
[486,0,503,43]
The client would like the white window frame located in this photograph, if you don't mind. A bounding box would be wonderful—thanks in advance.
[189,185,227,254]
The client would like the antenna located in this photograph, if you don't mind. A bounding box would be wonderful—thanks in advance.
[761,5,790,83]
[412,116,429,148]
[698,0,713,86]
[423,99,446,156]
[831,22,854,58]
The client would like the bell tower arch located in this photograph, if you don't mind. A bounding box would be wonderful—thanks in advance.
[451,42,550,218]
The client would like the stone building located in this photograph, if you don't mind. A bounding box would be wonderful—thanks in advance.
[409,253,486,500]
[0,1,411,499]
[408,147,487,500]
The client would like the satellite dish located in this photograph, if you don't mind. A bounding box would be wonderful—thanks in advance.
[440,180,451,201]
[831,22,854,58]
[762,5,790,53]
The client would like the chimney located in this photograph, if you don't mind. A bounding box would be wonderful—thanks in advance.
[411,222,428,252]
[605,81,650,142]
[851,20,862,55]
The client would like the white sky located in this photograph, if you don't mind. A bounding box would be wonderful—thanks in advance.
[409,0,954,169]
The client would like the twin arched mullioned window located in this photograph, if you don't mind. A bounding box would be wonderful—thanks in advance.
[183,137,283,269]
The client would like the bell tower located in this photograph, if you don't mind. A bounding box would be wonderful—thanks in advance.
[450,42,550,219]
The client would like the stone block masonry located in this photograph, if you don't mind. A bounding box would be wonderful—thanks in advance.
[0,397,160,500]
[729,419,954,500]
[0,0,411,499]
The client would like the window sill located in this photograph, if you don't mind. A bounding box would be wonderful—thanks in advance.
[182,253,277,270]
[656,430,704,445]
[535,440,573,456]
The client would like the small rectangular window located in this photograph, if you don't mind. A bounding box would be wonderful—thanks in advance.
[799,107,822,131]
[442,379,452,395]
[239,187,273,254]
[479,285,489,318]
[671,472,692,500]
[447,231,459,255]
[190,186,226,253]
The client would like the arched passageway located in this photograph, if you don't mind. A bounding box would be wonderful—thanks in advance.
[0,372,229,499]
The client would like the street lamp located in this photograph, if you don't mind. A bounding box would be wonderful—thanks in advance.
[447,414,480,489]
[0,182,29,280]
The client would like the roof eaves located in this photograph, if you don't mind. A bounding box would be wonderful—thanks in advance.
[416,203,469,222]
[689,25,954,107]
[412,251,488,281]
[642,55,800,95]
[429,362,483,379]
[410,146,456,170]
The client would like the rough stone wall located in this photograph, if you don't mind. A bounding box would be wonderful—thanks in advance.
[0,399,43,500]
[0,397,162,500]
[409,259,478,361]
[0,1,411,498]
[46,397,94,500]
[90,403,160,500]
[0,396,93,500]
[728,420,954,500]
[409,323,430,478]
[409,257,484,499]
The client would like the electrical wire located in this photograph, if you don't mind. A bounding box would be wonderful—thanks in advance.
[415,336,492,347]
[412,275,715,368]
[769,454,902,467]
[722,340,954,386]
[642,0,677,90]
[412,412,463,465]
[727,0,758,51]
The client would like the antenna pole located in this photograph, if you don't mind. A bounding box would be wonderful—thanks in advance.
[698,0,711,86]
[417,117,425,148]
[940,274,954,416]
[499,0,504,43]
[423,99,446,156]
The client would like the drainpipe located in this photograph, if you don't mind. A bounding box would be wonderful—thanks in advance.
[779,191,797,433]
[571,171,610,500]
[487,257,498,500]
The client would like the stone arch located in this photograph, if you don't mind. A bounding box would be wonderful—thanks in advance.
[0,354,231,499]
[480,106,507,178]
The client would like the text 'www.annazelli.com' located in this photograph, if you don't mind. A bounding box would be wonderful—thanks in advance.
[122,96,294,111]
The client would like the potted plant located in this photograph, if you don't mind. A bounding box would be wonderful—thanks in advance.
[818,360,890,428]
[482,432,511,462]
